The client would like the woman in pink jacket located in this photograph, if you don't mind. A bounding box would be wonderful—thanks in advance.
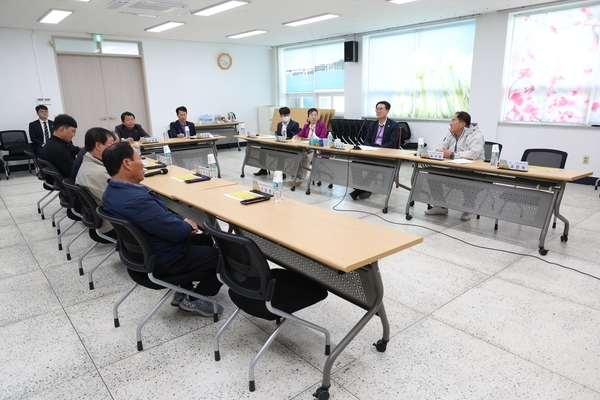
[291,108,328,183]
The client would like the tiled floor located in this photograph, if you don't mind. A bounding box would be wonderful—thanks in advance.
[1,148,600,400]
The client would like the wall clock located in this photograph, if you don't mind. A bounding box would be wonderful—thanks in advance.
[218,53,232,70]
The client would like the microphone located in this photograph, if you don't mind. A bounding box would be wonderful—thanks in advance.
[144,168,168,178]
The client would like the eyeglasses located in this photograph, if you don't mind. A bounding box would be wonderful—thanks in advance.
[375,108,386,111]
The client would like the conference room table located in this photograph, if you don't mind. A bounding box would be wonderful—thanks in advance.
[141,176,423,399]
[140,165,237,199]
[139,136,225,178]
[401,155,592,255]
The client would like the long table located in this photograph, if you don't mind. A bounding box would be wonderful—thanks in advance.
[194,121,243,149]
[141,177,423,399]
[139,136,224,178]
[401,155,592,255]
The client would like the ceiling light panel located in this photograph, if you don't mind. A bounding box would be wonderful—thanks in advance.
[283,13,340,27]
[194,1,249,17]
[145,21,185,32]
[227,29,267,39]
[38,9,74,24]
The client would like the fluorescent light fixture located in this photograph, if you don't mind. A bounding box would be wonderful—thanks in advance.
[38,9,73,24]
[387,0,418,4]
[77,0,91,2]
[283,13,340,27]
[227,29,267,39]
[193,1,249,16]
[144,21,185,32]
[119,11,160,17]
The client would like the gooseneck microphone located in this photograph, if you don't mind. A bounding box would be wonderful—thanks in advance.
[144,168,168,178]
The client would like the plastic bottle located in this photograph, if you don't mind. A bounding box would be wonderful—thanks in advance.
[163,131,169,142]
[417,138,424,157]
[207,154,217,178]
[184,125,190,139]
[164,145,172,166]
[133,141,141,155]
[273,170,283,203]
[327,131,333,147]
[280,124,287,142]
[490,144,500,168]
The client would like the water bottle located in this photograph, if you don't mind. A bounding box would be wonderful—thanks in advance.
[417,138,424,157]
[327,131,333,147]
[184,125,190,139]
[490,144,500,168]
[163,131,169,142]
[280,125,287,142]
[273,171,283,203]
[164,145,172,166]
[207,154,217,178]
[133,141,141,155]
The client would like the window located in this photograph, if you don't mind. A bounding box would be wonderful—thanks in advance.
[366,21,475,119]
[504,4,600,124]
[54,37,140,56]
[281,42,345,113]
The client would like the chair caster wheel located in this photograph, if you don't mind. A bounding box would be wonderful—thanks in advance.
[52,222,56,227]
[89,282,94,290]
[58,244,62,250]
[427,204,433,210]
[409,200,414,207]
[67,254,71,261]
[240,174,245,178]
[57,229,61,235]
[382,207,388,214]
[305,190,311,195]
[539,247,548,256]
[328,183,333,189]
[560,235,568,242]
[406,214,413,220]
[79,268,84,276]
[37,208,41,213]
[41,214,45,220]
[313,386,330,400]
[317,181,322,186]
[552,222,557,229]
[291,186,295,192]
[373,338,389,352]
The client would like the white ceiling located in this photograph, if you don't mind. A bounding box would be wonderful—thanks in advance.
[0,0,576,47]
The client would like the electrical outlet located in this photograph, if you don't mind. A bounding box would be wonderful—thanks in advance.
[583,155,590,164]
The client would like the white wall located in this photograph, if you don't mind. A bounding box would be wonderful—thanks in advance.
[0,27,274,141]
[342,14,597,175]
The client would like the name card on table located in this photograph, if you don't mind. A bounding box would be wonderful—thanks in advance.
[277,135,287,143]
[498,159,529,171]
[142,137,159,143]
[423,150,444,160]
[198,133,213,138]
[333,141,346,149]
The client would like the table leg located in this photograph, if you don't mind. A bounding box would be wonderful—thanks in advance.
[240,141,252,178]
[212,141,221,178]
[553,184,569,242]
[315,261,385,399]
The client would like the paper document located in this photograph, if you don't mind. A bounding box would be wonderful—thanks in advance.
[357,145,380,151]
[224,190,264,200]
[447,159,474,164]
[171,174,199,182]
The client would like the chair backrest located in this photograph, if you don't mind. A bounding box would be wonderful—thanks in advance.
[0,130,28,151]
[202,222,272,302]
[521,148,567,168]
[36,157,56,186]
[24,149,43,179]
[397,121,411,145]
[39,162,74,208]
[96,206,155,273]
[329,119,341,140]
[63,179,102,230]
[483,141,503,162]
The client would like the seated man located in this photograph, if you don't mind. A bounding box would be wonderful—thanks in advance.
[28,105,53,157]
[169,106,196,138]
[350,101,400,200]
[43,114,78,178]
[424,111,485,221]
[75,127,117,235]
[115,111,149,142]
[254,106,301,176]
[102,142,223,316]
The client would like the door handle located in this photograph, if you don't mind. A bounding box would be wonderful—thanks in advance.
[100,117,108,120]
[109,117,117,120]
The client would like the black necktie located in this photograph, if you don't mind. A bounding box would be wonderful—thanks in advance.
[43,121,50,142]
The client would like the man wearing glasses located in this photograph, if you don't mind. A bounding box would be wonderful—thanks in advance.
[29,105,54,157]
[350,101,400,200]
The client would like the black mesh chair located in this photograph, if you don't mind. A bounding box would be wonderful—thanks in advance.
[96,206,221,351]
[63,179,117,290]
[493,148,568,231]
[483,141,503,163]
[40,164,82,251]
[0,130,34,179]
[24,150,59,219]
[202,222,330,393]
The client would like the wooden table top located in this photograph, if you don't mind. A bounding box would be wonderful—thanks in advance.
[173,184,423,273]
[141,165,237,199]
[194,122,242,128]
[139,136,226,147]
[401,155,592,182]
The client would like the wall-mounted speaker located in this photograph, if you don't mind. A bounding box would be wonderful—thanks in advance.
[344,41,358,62]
